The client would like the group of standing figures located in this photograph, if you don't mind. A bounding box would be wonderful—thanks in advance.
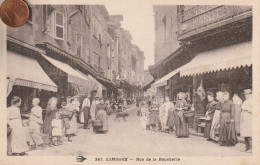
[140,92,192,138]
[205,89,252,153]
[140,89,252,153]
[7,94,109,156]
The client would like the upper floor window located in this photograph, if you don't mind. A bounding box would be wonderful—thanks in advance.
[54,11,64,40]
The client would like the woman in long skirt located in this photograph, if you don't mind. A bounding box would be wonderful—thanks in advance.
[204,92,217,140]
[94,98,108,133]
[210,91,223,141]
[219,92,238,146]
[175,92,189,137]
[149,99,159,131]
[7,96,29,155]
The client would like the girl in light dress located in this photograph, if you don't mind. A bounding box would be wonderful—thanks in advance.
[51,112,63,146]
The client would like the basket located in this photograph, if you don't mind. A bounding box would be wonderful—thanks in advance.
[93,120,102,127]
[183,111,195,118]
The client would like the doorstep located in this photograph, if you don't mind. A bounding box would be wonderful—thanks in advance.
[189,128,245,143]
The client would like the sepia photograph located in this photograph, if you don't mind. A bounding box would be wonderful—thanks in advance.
[1,0,259,164]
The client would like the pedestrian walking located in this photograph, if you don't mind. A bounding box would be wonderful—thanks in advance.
[240,89,252,153]
[7,96,29,155]
[82,94,91,129]
[29,98,44,149]
[218,92,237,146]
[175,92,189,138]
[210,91,223,141]
[204,92,217,140]
[93,98,109,133]
[233,94,242,135]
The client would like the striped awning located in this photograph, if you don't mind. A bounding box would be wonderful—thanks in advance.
[41,54,88,85]
[7,51,58,92]
[180,42,252,77]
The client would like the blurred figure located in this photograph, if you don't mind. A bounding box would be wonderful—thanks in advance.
[240,89,252,153]
[29,98,44,149]
[51,112,63,146]
[233,94,242,135]
[164,96,175,133]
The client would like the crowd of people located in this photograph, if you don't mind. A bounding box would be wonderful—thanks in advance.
[139,89,252,153]
[139,92,193,138]
[7,93,115,156]
[7,88,252,155]
[205,89,252,153]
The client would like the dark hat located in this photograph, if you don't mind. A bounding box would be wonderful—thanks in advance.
[206,91,214,96]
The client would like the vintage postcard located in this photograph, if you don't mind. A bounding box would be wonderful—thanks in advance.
[0,0,259,165]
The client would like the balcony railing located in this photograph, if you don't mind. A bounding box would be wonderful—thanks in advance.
[177,5,252,40]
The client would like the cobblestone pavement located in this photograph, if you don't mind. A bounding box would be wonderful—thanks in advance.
[28,105,249,156]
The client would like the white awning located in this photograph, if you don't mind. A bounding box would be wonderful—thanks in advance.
[41,54,88,84]
[7,51,58,92]
[151,64,188,88]
[180,42,252,77]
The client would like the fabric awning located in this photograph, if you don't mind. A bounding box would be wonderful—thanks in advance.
[77,70,100,91]
[7,51,58,92]
[41,54,88,84]
[180,42,252,77]
[151,64,189,88]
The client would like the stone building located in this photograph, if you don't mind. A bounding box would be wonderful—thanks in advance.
[153,5,179,64]
[6,5,145,111]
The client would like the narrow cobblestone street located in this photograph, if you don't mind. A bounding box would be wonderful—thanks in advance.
[27,106,249,156]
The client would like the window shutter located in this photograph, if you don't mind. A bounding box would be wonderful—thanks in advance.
[54,11,64,40]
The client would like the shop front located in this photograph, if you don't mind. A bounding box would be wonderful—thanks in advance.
[7,51,58,113]
[180,41,252,131]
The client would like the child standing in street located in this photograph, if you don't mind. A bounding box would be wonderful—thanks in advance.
[140,112,148,134]
[51,112,63,146]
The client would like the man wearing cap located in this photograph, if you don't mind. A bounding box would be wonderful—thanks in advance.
[240,89,252,152]
[204,92,217,141]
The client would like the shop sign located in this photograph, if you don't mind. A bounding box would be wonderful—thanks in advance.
[179,5,252,35]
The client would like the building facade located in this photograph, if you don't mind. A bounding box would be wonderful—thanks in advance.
[149,5,252,130]
[6,5,145,113]
[153,5,179,64]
